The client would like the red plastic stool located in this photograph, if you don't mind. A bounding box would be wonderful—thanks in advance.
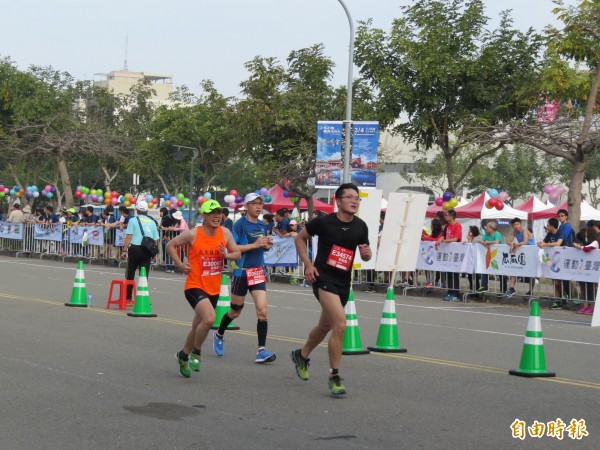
[107,280,137,311]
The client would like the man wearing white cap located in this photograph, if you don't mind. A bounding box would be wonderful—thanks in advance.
[122,200,160,301]
[214,192,276,363]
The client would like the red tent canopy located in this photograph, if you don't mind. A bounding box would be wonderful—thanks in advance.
[530,200,569,220]
[261,185,334,213]
[514,196,554,221]
[452,193,527,219]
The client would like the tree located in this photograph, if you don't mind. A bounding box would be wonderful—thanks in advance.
[479,0,600,225]
[139,81,238,201]
[235,44,380,213]
[463,145,561,202]
[354,0,542,194]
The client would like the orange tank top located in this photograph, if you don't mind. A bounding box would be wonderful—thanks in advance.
[184,226,226,295]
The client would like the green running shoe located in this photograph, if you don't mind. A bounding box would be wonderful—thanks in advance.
[290,349,309,381]
[175,351,190,378]
[328,375,346,396]
[188,353,201,372]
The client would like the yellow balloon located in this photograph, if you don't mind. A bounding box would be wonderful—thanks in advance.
[124,193,131,200]
[124,200,131,207]
[442,201,451,211]
[449,198,458,207]
[165,200,171,208]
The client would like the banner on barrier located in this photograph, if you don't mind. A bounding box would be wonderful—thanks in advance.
[415,242,474,273]
[115,229,126,247]
[264,236,298,266]
[539,247,600,282]
[0,221,24,240]
[34,224,63,242]
[474,244,540,277]
[69,226,104,246]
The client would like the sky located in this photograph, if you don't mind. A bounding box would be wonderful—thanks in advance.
[1,1,568,99]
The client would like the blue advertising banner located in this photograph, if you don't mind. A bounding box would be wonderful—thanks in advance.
[69,226,104,246]
[34,223,63,241]
[315,121,343,188]
[0,221,24,240]
[351,121,379,188]
[264,236,298,267]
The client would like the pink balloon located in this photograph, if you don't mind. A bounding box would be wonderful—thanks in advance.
[176,200,183,207]
[152,197,158,204]
[435,197,443,207]
[543,184,554,195]
[111,197,119,205]
[229,202,236,209]
[497,192,508,202]
[229,189,238,197]
[549,192,560,202]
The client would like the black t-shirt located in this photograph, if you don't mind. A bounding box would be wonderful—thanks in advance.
[305,213,369,287]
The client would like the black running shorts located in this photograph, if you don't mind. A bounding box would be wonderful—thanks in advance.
[312,280,350,307]
[184,288,219,310]
[231,275,266,297]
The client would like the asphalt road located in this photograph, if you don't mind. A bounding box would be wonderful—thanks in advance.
[0,256,599,449]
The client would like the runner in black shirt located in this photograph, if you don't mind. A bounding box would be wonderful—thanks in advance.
[292,183,371,396]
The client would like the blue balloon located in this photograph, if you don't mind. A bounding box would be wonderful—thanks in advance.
[203,192,212,199]
[283,190,289,198]
[164,193,170,200]
[488,188,499,199]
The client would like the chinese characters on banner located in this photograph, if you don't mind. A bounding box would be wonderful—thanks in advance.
[0,221,24,240]
[315,120,379,189]
[350,121,379,188]
[315,121,343,188]
[474,244,539,277]
[416,242,474,273]
[416,243,600,282]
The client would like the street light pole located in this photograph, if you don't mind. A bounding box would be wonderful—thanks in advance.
[338,0,354,184]
[173,145,199,225]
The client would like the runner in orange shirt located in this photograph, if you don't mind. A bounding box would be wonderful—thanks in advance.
[167,200,241,378]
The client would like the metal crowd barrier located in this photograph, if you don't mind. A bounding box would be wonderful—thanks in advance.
[0,223,596,309]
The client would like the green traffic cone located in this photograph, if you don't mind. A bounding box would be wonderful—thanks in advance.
[368,287,407,353]
[127,267,157,318]
[65,260,88,307]
[211,274,239,330]
[509,301,555,377]
[342,289,370,355]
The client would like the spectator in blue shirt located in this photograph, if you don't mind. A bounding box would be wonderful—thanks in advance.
[556,209,575,247]
[80,206,99,225]
[45,205,60,224]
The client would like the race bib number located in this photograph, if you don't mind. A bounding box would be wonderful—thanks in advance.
[326,245,354,271]
[202,256,223,277]
[246,267,266,286]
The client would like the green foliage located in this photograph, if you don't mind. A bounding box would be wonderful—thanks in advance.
[235,44,381,203]
[354,0,542,191]
[464,145,560,201]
